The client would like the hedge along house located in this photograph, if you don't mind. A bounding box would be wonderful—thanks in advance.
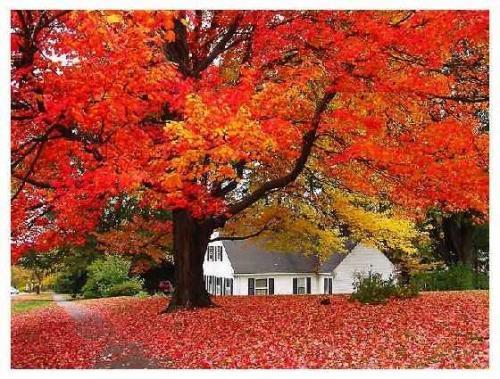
[202,239,396,296]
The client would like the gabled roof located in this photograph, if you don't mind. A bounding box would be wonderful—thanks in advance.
[221,240,354,275]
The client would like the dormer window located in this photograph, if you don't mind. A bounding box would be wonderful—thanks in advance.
[217,246,223,261]
[208,246,215,261]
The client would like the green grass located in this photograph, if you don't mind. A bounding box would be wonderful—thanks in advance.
[11,292,54,314]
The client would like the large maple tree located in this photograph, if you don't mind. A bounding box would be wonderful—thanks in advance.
[11,10,488,310]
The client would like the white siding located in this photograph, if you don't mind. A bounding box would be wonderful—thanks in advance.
[234,273,319,295]
[202,240,234,279]
[331,243,395,294]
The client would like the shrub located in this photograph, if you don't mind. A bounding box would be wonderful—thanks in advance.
[351,272,395,304]
[351,271,419,304]
[104,280,143,297]
[475,272,489,290]
[392,281,420,299]
[411,264,488,291]
[81,255,143,298]
[54,271,88,296]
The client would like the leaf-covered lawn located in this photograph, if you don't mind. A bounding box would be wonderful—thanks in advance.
[11,305,104,368]
[12,291,488,369]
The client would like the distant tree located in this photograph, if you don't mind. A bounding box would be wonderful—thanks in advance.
[17,250,63,294]
[53,242,100,296]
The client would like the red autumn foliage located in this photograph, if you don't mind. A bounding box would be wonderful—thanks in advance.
[11,10,489,264]
[11,292,488,368]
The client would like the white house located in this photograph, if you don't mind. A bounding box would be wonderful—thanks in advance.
[202,239,395,296]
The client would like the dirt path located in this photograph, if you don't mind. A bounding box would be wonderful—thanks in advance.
[52,294,162,368]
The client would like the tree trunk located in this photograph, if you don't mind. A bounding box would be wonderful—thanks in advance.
[165,209,213,312]
[443,213,474,268]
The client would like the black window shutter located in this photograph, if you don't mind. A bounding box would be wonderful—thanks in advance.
[223,278,226,295]
[248,278,255,295]
[323,278,327,294]
[230,279,233,295]
[293,278,298,294]
[329,278,333,294]
[268,278,274,295]
[306,277,311,294]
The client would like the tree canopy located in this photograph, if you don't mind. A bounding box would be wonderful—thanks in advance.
[12,10,488,266]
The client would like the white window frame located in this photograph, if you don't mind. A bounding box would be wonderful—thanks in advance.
[217,246,223,261]
[224,278,232,295]
[324,277,333,294]
[208,246,215,261]
[255,278,269,295]
[216,277,222,295]
[296,277,307,294]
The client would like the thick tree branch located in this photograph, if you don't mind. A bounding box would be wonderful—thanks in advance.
[12,173,54,190]
[209,223,270,243]
[226,91,336,218]
[11,140,48,200]
[194,14,244,76]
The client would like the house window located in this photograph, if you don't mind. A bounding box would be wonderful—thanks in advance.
[323,277,333,294]
[216,277,222,295]
[224,278,233,295]
[296,278,306,294]
[293,277,311,294]
[208,246,215,261]
[208,276,213,294]
[217,246,223,261]
[255,278,268,295]
[248,278,274,295]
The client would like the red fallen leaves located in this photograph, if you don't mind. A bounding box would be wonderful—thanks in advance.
[12,291,482,369]
[11,305,105,368]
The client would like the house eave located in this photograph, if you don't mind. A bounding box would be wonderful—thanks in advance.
[234,272,331,276]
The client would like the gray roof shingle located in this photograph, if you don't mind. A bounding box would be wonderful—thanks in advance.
[222,240,352,274]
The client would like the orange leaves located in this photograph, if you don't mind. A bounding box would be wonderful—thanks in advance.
[165,30,176,43]
[105,13,123,25]
[161,173,183,191]
[11,10,488,258]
